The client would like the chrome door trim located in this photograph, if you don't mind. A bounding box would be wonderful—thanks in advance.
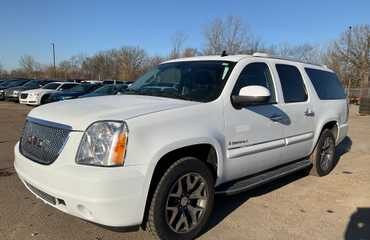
[285,132,314,145]
[227,138,285,159]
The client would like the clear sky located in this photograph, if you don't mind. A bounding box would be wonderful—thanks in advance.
[0,0,369,70]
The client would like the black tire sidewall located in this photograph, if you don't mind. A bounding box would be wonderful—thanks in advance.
[40,95,48,105]
[312,129,336,176]
[150,157,215,240]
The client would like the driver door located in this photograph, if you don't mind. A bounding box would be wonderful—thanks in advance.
[223,62,286,181]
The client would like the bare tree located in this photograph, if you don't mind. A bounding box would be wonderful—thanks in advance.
[182,48,199,58]
[18,55,41,78]
[142,55,166,72]
[115,46,147,80]
[82,51,115,80]
[0,62,4,78]
[169,32,187,59]
[325,25,370,98]
[270,43,324,64]
[203,16,261,55]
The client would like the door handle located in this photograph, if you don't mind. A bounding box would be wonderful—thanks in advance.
[269,114,283,122]
[304,109,315,117]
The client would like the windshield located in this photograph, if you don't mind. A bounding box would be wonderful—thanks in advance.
[22,80,41,88]
[42,83,61,90]
[127,61,235,102]
[93,85,115,94]
[7,80,29,88]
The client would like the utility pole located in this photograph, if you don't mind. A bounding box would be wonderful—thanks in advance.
[51,43,56,78]
[347,26,352,98]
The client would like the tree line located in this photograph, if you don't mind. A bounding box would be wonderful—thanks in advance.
[0,16,369,93]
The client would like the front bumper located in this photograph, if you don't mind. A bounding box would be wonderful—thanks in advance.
[5,95,19,101]
[14,139,148,227]
[19,96,40,105]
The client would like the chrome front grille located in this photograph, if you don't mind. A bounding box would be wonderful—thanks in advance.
[20,93,28,99]
[19,118,71,165]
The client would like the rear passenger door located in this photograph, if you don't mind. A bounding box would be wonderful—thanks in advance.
[274,64,315,162]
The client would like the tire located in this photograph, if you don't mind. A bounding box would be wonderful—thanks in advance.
[146,157,215,240]
[40,95,49,105]
[309,129,336,176]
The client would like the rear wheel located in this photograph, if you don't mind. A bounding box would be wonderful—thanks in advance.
[146,157,214,240]
[309,129,336,176]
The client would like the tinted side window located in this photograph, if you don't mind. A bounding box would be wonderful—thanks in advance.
[305,68,346,100]
[60,84,76,90]
[232,62,276,103]
[276,64,307,103]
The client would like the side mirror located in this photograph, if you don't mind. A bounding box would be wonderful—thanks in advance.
[231,85,271,108]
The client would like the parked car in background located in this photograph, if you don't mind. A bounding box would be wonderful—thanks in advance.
[19,82,79,105]
[79,84,128,98]
[0,79,30,100]
[103,80,134,85]
[45,83,102,103]
[5,80,56,102]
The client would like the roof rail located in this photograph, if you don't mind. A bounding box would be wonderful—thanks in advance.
[252,52,325,67]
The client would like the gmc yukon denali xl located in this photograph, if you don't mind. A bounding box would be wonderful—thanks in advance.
[14,53,348,240]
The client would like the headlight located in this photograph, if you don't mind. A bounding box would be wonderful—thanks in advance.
[76,121,128,166]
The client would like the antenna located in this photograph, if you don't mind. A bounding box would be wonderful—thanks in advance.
[221,50,228,57]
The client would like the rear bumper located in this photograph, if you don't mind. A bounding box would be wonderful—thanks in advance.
[337,123,349,145]
[14,142,148,227]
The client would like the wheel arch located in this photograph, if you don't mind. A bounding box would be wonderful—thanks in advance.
[141,139,224,228]
[311,118,339,153]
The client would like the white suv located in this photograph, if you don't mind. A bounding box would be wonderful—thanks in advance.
[19,82,79,105]
[14,54,348,240]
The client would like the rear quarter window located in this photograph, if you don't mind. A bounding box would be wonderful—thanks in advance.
[305,68,346,100]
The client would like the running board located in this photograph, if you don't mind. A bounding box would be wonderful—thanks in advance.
[215,159,312,195]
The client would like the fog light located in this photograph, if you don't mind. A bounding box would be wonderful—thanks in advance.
[77,204,93,220]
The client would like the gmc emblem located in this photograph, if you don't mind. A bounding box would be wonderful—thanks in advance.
[26,135,44,148]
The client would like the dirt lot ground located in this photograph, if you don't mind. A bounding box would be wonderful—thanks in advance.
[0,101,369,240]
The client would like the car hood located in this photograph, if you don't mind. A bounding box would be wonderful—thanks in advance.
[28,95,199,130]
[5,86,26,92]
[0,86,12,90]
[22,89,58,94]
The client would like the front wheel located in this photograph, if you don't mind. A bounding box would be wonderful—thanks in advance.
[40,95,49,105]
[146,157,214,240]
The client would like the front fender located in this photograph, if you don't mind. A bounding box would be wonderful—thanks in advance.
[149,137,226,186]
